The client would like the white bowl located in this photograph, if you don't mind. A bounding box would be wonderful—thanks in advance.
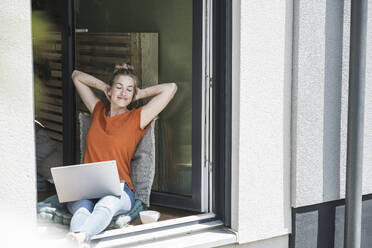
[139,210,160,224]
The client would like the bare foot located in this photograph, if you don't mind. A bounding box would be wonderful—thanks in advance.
[66,232,88,247]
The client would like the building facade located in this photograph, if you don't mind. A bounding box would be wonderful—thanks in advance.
[1,0,372,247]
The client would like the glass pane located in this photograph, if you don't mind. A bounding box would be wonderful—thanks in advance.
[156,81,192,196]
[32,0,64,198]
[75,0,193,196]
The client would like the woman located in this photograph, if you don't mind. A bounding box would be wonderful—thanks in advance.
[67,63,177,245]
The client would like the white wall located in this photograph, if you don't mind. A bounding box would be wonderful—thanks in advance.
[217,235,288,248]
[0,0,36,221]
[231,0,292,244]
[291,0,372,208]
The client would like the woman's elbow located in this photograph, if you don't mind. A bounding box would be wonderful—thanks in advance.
[169,82,177,96]
[71,70,77,81]
[71,70,81,81]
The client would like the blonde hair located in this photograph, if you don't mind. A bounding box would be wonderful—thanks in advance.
[110,63,138,102]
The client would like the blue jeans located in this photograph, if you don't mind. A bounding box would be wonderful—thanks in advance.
[66,183,134,240]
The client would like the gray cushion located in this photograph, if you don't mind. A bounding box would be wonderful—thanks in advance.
[35,128,62,182]
[130,121,155,207]
[38,144,62,182]
[35,128,57,164]
[79,111,155,207]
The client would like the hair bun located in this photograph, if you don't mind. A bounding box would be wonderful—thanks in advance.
[114,63,134,73]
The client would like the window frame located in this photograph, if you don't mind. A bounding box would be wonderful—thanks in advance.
[60,0,232,241]
[149,0,204,211]
[212,0,232,227]
[62,0,76,165]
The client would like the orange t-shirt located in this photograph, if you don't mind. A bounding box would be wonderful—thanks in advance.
[84,101,150,190]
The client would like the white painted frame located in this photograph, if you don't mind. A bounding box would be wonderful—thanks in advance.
[201,0,213,213]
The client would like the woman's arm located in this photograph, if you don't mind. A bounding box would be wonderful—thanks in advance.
[139,83,178,129]
[71,70,110,113]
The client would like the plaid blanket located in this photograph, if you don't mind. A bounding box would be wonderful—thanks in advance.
[37,194,144,229]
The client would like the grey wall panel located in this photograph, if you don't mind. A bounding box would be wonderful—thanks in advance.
[290,195,372,248]
[292,211,319,248]
[322,0,344,203]
[361,0,372,196]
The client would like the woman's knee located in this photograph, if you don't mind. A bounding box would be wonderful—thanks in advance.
[67,199,94,214]
[117,191,133,215]
[120,193,133,213]
[94,196,118,213]
[94,194,131,216]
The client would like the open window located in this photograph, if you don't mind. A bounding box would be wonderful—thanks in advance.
[73,0,205,212]
[33,0,231,243]
[33,0,65,202]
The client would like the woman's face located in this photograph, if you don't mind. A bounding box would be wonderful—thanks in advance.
[109,75,135,108]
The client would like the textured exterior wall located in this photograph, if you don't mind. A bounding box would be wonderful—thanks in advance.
[218,235,289,248]
[0,1,36,220]
[292,0,372,208]
[231,0,292,244]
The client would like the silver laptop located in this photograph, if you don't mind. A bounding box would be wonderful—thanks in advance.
[51,160,122,203]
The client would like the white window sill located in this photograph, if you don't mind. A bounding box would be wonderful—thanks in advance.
[89,213,236,248]
[93,222,237,248]
[36,213,237,248]
[92,213,216,240]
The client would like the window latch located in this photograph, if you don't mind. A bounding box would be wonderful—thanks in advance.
[206,75,213,88]
[206,160,214,173]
